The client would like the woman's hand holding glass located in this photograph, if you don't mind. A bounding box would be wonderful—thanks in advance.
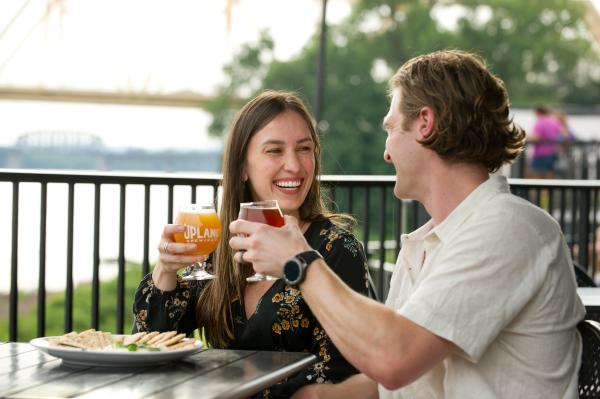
[154,224,207,290]
[153,203,221,287]
[173,204,221,281]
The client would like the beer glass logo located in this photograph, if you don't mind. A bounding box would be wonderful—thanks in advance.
[184,223,219,242]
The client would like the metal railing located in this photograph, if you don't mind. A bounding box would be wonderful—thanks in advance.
[512,140,600,179]
[2,169,599,341]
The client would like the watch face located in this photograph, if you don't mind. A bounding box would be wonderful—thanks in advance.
[284,260,301,283]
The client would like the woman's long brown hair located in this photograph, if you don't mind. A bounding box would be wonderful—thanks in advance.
[196,90,333,348]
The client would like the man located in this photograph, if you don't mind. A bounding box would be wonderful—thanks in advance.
[230,50,584,398]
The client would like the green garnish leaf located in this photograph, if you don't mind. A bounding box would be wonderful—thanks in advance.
[127,343,138,351]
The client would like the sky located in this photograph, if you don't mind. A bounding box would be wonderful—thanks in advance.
[0,0,351,151]
[0,0,599,151]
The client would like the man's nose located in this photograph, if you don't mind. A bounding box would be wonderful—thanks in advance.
[383,149,392,163]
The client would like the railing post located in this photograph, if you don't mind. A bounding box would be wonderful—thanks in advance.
[37,183,47,338]
[577,188,590,272]
[582,149,589,180]
[9,182,19,342]
[117,184,126,334]
[363,187,370,262]
[513,154,526,178]
[64,182,75,333]
[394,198,402,260]
[92,183,101,329]
[168,184,174,224]
[592,189,598,277]
[142,184,151,277]
[378,186,386,301]
[595,143,600,180]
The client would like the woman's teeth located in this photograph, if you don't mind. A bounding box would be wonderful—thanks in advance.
[275,180,301,188]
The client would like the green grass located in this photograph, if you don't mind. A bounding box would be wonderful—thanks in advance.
[1,263,145,342]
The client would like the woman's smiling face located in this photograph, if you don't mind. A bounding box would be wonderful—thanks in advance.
[243,110,315,220]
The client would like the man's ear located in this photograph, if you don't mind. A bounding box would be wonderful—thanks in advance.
[418,106,435,140]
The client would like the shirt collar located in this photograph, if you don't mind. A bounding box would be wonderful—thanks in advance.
[432,175,510,242]
[401,219,434,245]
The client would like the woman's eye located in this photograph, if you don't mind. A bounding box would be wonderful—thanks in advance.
[298,146,312,153]
[266,148,282,154]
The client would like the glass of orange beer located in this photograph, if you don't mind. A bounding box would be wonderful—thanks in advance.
[238,200,284,282]
[175,203,221,281]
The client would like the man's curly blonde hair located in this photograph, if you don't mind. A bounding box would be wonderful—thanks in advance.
[390,50,526,172]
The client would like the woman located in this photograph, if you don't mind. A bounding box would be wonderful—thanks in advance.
[133,90,368,397]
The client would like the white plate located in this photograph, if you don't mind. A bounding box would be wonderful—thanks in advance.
[30,335,204,368]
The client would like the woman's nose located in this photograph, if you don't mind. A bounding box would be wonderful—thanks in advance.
[283,152,301,172]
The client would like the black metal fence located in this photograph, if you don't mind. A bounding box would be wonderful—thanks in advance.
[1,169,599,341]
[325,175,600,299]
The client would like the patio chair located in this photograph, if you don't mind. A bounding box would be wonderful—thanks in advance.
[574,262,597,287]
[578,319,600,398]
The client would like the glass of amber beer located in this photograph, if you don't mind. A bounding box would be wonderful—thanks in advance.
[238,200,284,282]
[175,204,221,281]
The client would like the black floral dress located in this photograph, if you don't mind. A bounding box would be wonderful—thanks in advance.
[133,219,368,398]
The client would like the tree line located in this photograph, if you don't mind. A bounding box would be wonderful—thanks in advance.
[204,0,600,175]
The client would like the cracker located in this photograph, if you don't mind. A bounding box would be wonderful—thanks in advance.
[83,332,101,349]
[123,332,146,346]
[81,332,100,349]
[137,331,159,344]
[146,332,166,345]
[100,332,113,348]
[55,330,113,350]
[58,335,88,349]
[161,333,186,347]
[148,331,176,345]
[167,340,196,351]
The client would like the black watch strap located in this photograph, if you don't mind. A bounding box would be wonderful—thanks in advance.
[296,250,322,267]
[283,250,322,285]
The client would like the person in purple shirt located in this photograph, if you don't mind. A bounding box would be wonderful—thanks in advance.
[529,105,567,178]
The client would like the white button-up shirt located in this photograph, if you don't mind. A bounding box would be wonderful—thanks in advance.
[380,176,585,399]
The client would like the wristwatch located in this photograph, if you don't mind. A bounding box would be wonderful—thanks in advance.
[283,250,323,286]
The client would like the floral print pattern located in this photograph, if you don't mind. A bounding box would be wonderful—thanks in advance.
[320,225,361,257]
[133,274,198,334]
[307,326,333,383]
[271,285,310,337]
[133,219,368,399]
